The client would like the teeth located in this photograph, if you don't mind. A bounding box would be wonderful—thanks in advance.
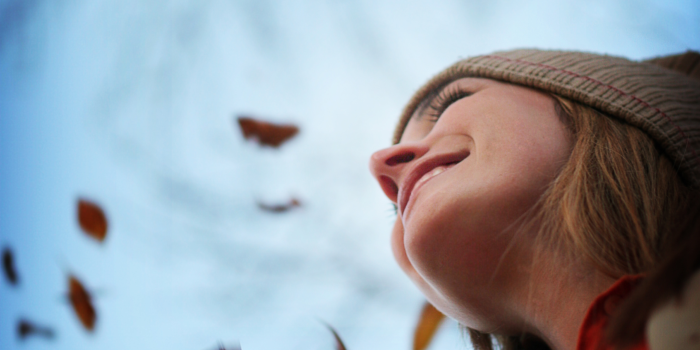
[414,164,452,190]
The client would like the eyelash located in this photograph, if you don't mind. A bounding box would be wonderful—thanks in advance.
[426,86,472,121]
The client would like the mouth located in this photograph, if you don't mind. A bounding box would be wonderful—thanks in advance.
[398,151,469,218]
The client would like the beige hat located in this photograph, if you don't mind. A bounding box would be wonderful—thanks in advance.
[393,50,700,187]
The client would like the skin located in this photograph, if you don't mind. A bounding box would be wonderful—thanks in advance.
[369,78,616,350]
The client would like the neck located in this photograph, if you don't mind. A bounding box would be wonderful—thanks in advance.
[514,257,616,350]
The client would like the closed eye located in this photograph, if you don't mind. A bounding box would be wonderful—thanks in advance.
[425,84,472,121]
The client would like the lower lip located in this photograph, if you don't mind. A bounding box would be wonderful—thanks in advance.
[402,164,455,221]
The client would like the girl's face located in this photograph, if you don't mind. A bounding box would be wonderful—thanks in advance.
[369,78,573,330]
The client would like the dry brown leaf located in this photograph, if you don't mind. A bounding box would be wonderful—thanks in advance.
[323,323,347,350]
[413,301,445,350]
[77,198,108,242]
[3,247,19,285]
[212,341,241,350]
[17,319,54,340]
[257,197,302,213]
[68,275,97,331]
[236,116,299,148]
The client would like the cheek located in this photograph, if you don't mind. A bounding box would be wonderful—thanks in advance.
[408,226,504,280]
[402,189,511,288]
[400,175,540,295]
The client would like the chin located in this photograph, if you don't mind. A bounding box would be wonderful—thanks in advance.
[391,219,417,277]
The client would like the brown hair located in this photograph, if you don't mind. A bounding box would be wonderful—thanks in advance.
[464,95,694,350]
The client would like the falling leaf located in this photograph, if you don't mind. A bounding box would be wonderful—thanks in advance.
[236,116,299,148]
[17,319,54,340]
[257,197,302,213]
[77,198,108,242]
[211,341,241,350]
[413,301,445,350]
[323,322,348,350]
[68,275,97,331]
[2,247,19,285]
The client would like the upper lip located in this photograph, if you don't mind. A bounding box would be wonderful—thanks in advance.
[398,150,469,217]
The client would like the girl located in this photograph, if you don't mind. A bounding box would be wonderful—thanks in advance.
[369,50,700,350]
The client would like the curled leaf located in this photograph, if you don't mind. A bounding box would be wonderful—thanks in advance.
[17,319,54,340]
[68,275,97,331]
[3,247,19,285]
[257,197,302,213]
[413,301,445,350]
[236,116,299,148]
[77,198,108,242]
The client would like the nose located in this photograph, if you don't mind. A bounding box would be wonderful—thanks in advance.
[369,142,429,203]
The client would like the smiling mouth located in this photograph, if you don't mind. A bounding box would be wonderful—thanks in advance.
[413,164,455,194]
[398,151,469,218]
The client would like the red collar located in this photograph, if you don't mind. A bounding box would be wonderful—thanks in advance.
[576,275,647,350]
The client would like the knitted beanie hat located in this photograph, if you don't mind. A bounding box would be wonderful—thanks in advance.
[392,50,700,187]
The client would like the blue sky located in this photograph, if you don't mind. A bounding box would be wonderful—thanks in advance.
[0,1,698,349]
